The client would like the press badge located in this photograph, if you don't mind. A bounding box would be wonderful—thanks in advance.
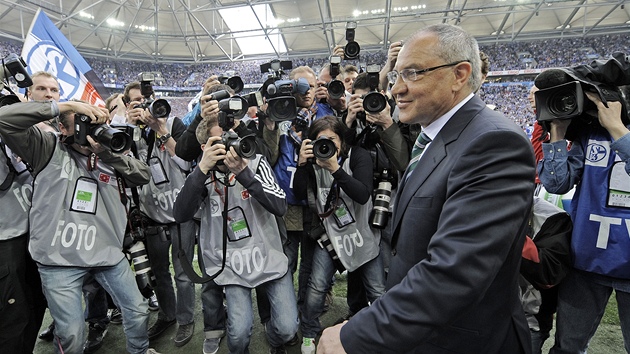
[226,206,252,242]
[149,157,169,185]
[70,177,98,214]
[607,161,630,208]
[332,198,355,228]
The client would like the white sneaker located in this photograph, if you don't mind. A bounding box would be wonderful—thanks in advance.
[145,349,161,354]
[301,337,316,354]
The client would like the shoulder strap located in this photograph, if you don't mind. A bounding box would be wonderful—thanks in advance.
[0,142,17,191]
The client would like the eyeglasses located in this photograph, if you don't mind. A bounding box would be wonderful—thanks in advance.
[387,60,470,84]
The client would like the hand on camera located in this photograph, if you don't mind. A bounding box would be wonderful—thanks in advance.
[224,146,248,175]
[316,150,339,173]
[346,94,364,128]
[298,138,313,167]
[198,136,225,174]
[315,83,329,102]
[86,135,106,154]
[366,99,392,129]
[200,96,220,122]
[385,41,403,71]
[126,101,145,125]
[585,92,629,140]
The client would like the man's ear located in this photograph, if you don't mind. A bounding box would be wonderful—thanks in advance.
[200,143,205,151]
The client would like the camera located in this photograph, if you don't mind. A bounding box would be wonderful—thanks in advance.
[263,78,311,122]
[74,114,132,153]
[362,64,387,114]
[1,53,32,89]
[260,59,293,79]
[137,72,171,118]
[317,231,346,273]
[213,130,257,163]
[0,53,32,107]
[534,52,630,126]
[370,169,392,229]
[123,208,156,298]
[326,56,345,100]
[312,136,337,160]
[217,96,248,130]
[344,22,360,60]
[218,72,244,94]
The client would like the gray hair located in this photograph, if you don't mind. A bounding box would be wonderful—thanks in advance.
[407,24,482,92]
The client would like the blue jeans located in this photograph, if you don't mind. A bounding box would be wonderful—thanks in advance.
[550,269,630,354]
[300,244,385,338]
[83,273,110,327]
[38,258,149,354]
[225,271,298,353]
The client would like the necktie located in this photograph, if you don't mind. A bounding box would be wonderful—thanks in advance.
[407,131,432,174]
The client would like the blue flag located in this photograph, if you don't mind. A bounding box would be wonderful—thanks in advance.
[22,9,108,106]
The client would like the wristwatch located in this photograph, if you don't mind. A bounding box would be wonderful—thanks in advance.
[157,133,171,147]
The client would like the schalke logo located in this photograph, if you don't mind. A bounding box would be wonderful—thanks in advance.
[586,142,607,163]
[25,39,83,100]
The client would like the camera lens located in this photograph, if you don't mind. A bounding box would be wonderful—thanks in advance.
[313,137,336,160]
[227,76,244,93]
[268,97,297,122]
[328,80,345,100]
[236,136,257,159]
[363,92,387,113]
[92,125,131,153]
[150,99,171,118]
[344,41,361,60]
[548,89,578,117]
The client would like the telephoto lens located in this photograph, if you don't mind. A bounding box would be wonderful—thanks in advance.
[128,240,156,298]
[370,168,392,229]
[317,232,346,273]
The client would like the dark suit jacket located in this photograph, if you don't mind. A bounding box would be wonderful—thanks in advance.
[340,95,535,354]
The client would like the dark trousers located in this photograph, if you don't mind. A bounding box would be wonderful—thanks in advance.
[0,234,47,353]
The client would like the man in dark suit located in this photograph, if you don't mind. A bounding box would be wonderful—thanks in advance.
[319,24,534,354]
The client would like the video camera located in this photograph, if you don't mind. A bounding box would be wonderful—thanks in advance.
[357,64,387,123]
[260,59,293,80]
[534,52,630,125]
[0,53,32,108]
[137,72,171,118]
[326,56,345,100]
[344,22,360,60]
[74,114,133,153]
[262,77,310,122]
[218,71,244,94]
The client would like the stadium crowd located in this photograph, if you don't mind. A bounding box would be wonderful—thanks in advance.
[1,25,630,354]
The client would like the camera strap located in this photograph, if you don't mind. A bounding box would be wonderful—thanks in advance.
[0,142,17,191]
[176,174,229,283]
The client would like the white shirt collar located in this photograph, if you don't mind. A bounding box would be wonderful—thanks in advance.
[422,93,474,141]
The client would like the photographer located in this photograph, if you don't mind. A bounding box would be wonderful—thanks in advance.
[293,116,385,354]
[122,80,202,347]
[175,82,270,163]
[345,72,410,173]
[0,100,156,354]
[172,117,298,354]
[539,86,630,353]
[0,99,46,353]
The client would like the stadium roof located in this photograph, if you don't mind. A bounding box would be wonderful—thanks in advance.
[0,0,628,64]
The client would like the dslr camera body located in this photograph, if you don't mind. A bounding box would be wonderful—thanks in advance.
[357,64,387,123]
[344,21,360,60]
[534,52,630,138]
[208,89,257,163]
[218,71,244,94]
[326,55,345,100]
[74,114,132,153]
[137,72,171,118]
